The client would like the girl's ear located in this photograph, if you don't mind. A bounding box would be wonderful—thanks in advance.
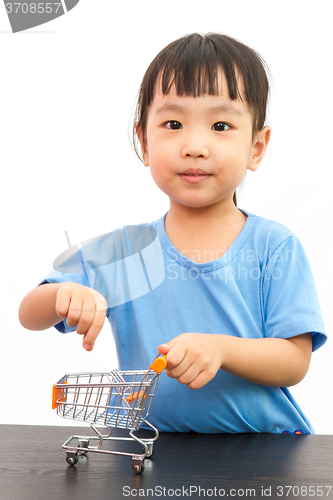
[248,126,271,172]
[135,122,149,166]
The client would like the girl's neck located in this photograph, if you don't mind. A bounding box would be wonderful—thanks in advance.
[164,201,247,263]
[165,200,246,236]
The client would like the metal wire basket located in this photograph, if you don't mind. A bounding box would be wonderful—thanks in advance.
[52,354,166,473]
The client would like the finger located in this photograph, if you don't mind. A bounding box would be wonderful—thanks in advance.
[75,296,95,335]
[93,289,107,313]
[55,286,72,320]
[65,295,84,328]
[165,343,187,370]
[157,343,171,355]
[158,338,186,370]
[186,367,217,390]
[82,308,107,351]
[158,336,187,370]
[158,337,178,355]
[166,360,201,383]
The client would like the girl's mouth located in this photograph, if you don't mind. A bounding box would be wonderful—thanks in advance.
[179,169,212,184]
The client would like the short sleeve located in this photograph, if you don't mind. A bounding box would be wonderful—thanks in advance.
[262,236,327,351]
[39,247,92,333]
[39,243,113,333]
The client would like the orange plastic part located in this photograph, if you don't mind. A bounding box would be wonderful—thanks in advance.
[149,354,167,373]
[52,385,58,410]
[52,381,67,409]
[126,390,146,403]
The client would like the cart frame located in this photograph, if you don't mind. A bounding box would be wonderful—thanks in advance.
[52,355,166,473]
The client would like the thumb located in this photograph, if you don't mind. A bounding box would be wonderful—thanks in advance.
[158,337,178,355]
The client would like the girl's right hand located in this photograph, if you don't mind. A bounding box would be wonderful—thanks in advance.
[55,282,107,351]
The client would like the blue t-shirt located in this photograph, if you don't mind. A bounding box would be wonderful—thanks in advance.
[43,210,327,434]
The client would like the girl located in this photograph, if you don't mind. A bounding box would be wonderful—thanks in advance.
[19,33,327,433]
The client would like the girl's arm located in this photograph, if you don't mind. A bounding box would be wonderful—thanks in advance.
[19,282,107,350]
[19,283,64,331]
[158,332,312,390]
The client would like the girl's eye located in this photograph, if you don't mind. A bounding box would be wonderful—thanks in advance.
[165,120,182,130]
[212,122,230,132]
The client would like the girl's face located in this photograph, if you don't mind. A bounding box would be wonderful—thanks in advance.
[138,72,270,212]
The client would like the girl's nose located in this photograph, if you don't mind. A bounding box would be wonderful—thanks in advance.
[181,134,210,159]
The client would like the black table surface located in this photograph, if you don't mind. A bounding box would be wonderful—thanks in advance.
[0,424,332,500]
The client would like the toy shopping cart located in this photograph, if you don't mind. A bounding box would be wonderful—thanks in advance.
[52,354,167,473]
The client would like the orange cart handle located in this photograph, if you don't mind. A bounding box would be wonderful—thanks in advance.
[149,354,167,374]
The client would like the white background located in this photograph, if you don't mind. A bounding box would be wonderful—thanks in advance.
[0,1,332,432]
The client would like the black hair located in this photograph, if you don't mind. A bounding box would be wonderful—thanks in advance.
[133,32,270,206]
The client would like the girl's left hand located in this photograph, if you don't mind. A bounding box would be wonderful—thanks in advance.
[158,333,224,390]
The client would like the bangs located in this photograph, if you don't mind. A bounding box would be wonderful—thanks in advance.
[157,34,243,101]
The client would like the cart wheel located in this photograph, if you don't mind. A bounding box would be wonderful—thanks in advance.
[78,439,89,455]
[132,460,145,473]
[66,452,78,466]
[142,444,154,458]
